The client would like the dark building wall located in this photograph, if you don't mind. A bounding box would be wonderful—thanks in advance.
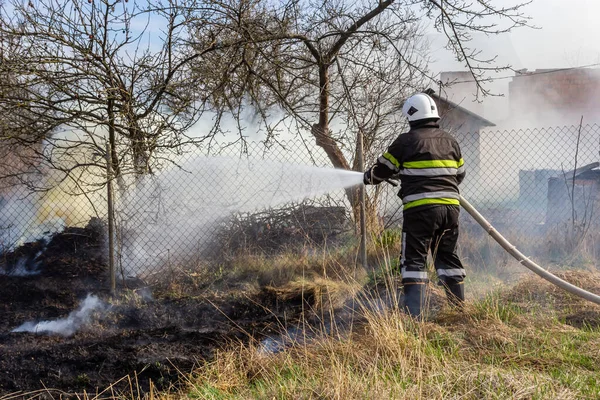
[546,174,600,227]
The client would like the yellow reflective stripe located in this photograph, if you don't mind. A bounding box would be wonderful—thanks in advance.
[458,158,464,167]
[403,159,460,169]
[403,198,460,210]
[383,152,400,168]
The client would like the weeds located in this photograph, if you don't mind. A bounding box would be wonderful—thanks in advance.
[8,249,600,399]
[140,224,600,399]
[181,267,600,400]
[14,221,596,399]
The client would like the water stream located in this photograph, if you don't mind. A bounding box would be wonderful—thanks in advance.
[120,156,364,275]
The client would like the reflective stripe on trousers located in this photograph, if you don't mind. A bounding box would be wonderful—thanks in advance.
[400,205,465,284]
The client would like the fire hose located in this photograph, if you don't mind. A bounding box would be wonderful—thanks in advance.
[459,195,600,305]
[384,179,600,305]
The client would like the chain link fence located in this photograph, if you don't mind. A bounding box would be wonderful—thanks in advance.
[457,123,600,270]
[114,141,355,280]
[1,123,599,281]
[460,124,599,225]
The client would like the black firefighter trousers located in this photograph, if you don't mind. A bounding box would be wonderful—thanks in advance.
[400,205,466,285]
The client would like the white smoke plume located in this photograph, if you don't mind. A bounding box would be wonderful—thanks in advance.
[0,252,43,276]
[12,294,106,336]
[0,186,67,253]
[118,156,363,276]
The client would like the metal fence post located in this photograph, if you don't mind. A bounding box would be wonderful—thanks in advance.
[106,142,116,294]
[357,129,367,270]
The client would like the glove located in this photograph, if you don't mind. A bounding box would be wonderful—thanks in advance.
[363,169,372,185]
[363,166,382,185]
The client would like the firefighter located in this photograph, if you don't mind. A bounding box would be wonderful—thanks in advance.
[363,92,466,318]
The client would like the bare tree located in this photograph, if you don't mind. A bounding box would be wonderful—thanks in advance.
[0,0,531,227]
[0,28,56,190]
[187,0,427,228]
[187,0,530,228]
[0,0,223,193]
[426,0,532,97]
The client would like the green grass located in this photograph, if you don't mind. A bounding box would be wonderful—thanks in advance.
[177,271,600,399]
[137,223,600,399]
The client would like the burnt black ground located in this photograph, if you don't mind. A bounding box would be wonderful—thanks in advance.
[0,222,303,396]
[8,219,597,397]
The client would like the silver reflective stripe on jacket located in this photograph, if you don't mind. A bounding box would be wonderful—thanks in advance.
[377,155,399,172]
[399,167,459,176]
[402,191,460,204]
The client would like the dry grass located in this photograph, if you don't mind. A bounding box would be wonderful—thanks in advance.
[9,231,599,399]
[151,218,599,301]
[107,225,600,399]
[151,241,372,299]
[180,270,600,400]
[0,373,172,400]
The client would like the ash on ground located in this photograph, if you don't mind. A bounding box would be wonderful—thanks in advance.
[0,218,306,396]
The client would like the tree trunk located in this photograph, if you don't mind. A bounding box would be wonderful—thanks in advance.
[107,98,120,178]
[313,64,382,234]
[129,124,150,176]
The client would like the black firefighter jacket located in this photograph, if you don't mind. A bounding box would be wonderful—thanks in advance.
[369,120,465,213]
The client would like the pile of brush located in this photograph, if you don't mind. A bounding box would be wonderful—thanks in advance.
[212,204,350,254]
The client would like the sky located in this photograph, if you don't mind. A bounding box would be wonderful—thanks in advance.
[8,0,598,131]
[505,0,600,69]
[425,0,600,122]
[429,0,600,72]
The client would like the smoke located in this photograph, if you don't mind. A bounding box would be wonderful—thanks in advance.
[118,156,363,276]
[0,185,77,253]
[259,325,306,355]
[11,294,106,336]
[1,130,108,254]
[0,251,43,276]
[0,188,43,252]
[0,187,66,277]
[0,175,105,255]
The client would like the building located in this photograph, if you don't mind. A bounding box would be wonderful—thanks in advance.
[519,169,560,209]
[509,68,600,125]
[425,88,496,182]
[546,162,600,227]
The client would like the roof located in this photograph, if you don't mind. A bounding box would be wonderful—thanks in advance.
[554,162,600,181]
[547,162,600,182]
[424,88,496,127]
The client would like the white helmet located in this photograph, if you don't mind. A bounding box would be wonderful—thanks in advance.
[402,93,439,122]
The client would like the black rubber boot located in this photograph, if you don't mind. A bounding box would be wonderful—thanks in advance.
[443,281,465,309]
[403,283,426,318]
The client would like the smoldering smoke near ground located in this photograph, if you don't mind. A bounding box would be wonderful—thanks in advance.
[12,294,106,337]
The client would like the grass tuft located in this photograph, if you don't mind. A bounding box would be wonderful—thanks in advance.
[181,270,600,399]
